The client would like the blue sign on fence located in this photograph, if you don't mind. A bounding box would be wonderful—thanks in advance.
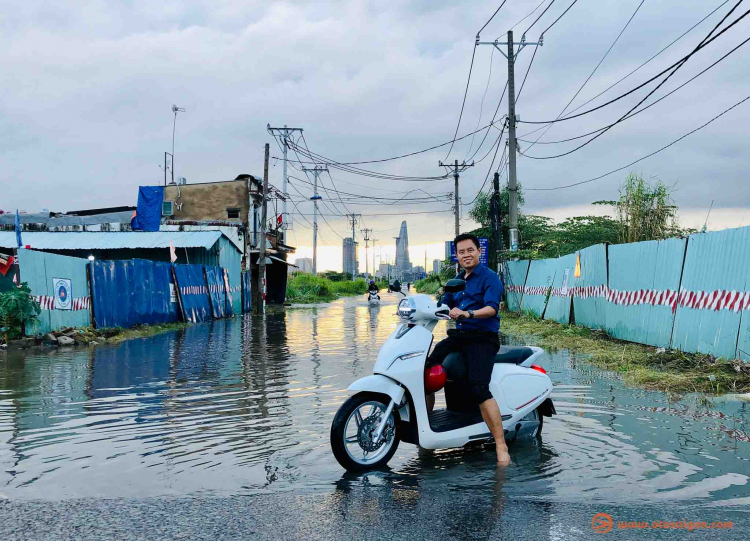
[450,237,489,266]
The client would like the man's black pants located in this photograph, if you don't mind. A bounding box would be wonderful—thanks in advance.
[427,329,500,406]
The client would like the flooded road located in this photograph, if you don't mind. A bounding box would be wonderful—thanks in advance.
[2,293,749,538]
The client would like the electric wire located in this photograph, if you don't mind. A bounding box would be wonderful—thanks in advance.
[518,4,749,124]
[525,93,750,191]
[521,2,748,159]
[522,0,646,148]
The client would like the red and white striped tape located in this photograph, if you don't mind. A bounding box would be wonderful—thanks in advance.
[34,295,90,311]
[519,284,750,313]
[181,285,207,296]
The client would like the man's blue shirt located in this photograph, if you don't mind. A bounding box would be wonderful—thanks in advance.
[441,264,503,333]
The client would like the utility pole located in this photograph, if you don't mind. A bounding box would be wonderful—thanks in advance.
[477,31,543,252]
[302,166,328,276]
[362,228,373,278]
[267,124,304,243]
[171,105,185,186]
[491,171,504,274]
[439,160,474,237]
[346,214,361,280]
[372,237,379,280]
[256,143,270,314]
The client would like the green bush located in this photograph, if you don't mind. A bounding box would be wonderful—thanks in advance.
[0,282,41,341]
[286,274,367,303]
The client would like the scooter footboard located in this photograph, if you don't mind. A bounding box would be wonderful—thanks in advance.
[348,375,405,405]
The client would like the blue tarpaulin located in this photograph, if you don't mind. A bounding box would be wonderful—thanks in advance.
[205,266,228,319]
[241,271,252,313]
[173,264,212,323]
[131,186,164,232]
[90,259,178,328]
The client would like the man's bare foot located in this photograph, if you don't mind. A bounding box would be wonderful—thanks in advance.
[496,444,511,466]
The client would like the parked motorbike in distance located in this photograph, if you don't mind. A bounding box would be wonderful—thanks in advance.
[330,278,556,471]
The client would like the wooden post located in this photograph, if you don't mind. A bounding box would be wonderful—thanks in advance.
[255,143,269,314]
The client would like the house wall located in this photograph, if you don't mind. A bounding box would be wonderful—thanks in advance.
[164,180,250,224]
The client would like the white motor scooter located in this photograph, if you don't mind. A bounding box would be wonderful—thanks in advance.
[367,291,381,306]
[331,279,555,471]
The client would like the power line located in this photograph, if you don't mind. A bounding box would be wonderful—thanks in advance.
[545,0,731,125]
[509,0,548,32]
[518,31,750,146]
[525,93,750,191]
[523,0,557,35]
[518,5,750,124]
[521,2,748,159]
[522,0,646,148]
[516,0,582,103]
[444,0,511,161]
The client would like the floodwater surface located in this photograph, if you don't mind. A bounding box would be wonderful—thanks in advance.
[2,294,750,519]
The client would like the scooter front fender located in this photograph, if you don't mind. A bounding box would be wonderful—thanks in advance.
[348,375,405,405]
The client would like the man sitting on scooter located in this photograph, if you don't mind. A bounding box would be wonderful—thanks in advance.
[426,233,510,466]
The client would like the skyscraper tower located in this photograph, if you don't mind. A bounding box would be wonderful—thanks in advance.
[394,221,411,279]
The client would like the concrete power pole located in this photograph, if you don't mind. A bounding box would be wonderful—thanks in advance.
[491,171,504,274]
[256,143,270,314]
[267,124,303,243]
[302,166,328,277]
[371,237,379,279]
[477,31,543,252]
[439,160,474,237]
[362,228,373,278]
[346,213,361,281]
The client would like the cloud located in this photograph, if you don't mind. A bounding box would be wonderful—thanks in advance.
[1,0,748,252]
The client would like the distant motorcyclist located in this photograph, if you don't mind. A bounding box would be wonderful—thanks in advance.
[391,279,401,292]
[367,280,380,300]
[407,282,411,292]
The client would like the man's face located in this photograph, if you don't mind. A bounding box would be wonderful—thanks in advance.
[456,239,480,270]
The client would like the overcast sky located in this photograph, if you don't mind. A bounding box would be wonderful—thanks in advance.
[2,0,748,270]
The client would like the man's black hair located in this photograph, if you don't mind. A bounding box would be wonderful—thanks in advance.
[454,233,480,249]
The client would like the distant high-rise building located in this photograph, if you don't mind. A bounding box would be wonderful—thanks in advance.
[342,237,359,276]
[432,259,441,275]
[394,221,411,279]
[445,240,452,260]
[413,266,425,279]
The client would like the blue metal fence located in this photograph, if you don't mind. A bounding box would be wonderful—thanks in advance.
[90,259,178,329]
[572,244,609,330]
[672,227,750,359]
[217,236,242,315]
[520,258,556,317]
[605,238,686,348]
[204,266,228,319]
[241,271,252,313]
[17,249,91,335]
[173,264,212,323]
[544,252,578,324]
[504,260,529,312]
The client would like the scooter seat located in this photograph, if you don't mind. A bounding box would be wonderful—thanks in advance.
[494,346,535,364]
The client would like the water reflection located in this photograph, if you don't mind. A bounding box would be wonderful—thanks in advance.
[0,294,749,505]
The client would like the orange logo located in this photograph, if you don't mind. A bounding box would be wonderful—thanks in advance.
[592,513,613,534]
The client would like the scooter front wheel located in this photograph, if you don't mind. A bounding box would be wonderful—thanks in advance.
[330,392,400,471]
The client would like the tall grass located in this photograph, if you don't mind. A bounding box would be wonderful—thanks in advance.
[286,274,368,303]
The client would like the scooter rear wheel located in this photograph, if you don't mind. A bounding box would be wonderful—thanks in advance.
[330,392,400,471]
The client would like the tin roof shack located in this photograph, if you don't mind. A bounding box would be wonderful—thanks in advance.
[0,231,244,314]
[162,175,296,305]
[0,207,136,233]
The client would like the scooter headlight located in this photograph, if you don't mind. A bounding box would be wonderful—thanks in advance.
[397,298,415,319]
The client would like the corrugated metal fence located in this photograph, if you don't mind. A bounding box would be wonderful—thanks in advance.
[504,226,750,361]
[17,249,91,335]
[17,251,237,334]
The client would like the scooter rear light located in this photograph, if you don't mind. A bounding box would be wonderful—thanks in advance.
[530,364,547,374]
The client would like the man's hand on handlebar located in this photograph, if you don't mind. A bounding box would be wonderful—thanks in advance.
[449,307,468,320]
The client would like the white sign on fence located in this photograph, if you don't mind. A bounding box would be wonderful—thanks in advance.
[561,268,570,297]
[53,278,72,310]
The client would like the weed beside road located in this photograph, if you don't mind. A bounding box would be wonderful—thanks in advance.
[501,310,750,395]
[286,274,369,304]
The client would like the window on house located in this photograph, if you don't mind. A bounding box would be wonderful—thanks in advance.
[227,208,241,219]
